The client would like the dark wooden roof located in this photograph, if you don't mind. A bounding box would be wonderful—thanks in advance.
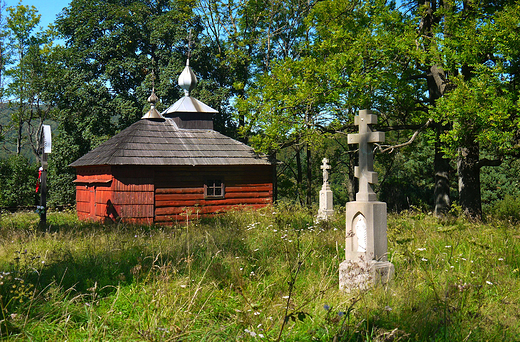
[70,118,273,167]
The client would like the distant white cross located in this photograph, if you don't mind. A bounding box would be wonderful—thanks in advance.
[321,158,331,184]
[347,109,385,201]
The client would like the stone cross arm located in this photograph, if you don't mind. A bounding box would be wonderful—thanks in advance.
[354,167,378,184]
[347,132,385,145]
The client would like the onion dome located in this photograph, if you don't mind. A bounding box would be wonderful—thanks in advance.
[178,59,198,96]
[142,88,163,119]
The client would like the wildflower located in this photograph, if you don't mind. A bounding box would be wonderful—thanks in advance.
[486,281,493,285]
[259,333,265,338]
[417,248,426,251]
[445,245,451,248]
[282,296,289,299]
[384,305,392,311]
[249,331,257,337]
[254,311,260,315]
[323,304,330,311]
[498,258,504,261]
[421,258,428,261]
[338,311,345,317]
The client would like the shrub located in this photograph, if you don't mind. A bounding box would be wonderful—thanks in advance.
[0,155,38,208]
[489,195,520,222]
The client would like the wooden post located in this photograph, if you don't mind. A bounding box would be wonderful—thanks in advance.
[39,153,48,229]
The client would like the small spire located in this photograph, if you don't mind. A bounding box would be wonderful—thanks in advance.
[142,88,163,119]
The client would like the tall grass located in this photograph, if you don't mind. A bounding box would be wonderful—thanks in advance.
[0,205,518,341]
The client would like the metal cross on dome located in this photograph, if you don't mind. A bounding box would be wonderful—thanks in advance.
[347,109,385,202]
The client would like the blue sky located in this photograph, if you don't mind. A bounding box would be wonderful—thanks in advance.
[5,0,71,29]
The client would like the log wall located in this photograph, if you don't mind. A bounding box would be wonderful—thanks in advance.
[154,165,273,223]
[74,164,274,225]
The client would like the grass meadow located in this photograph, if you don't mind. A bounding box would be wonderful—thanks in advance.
[0,205,519,341]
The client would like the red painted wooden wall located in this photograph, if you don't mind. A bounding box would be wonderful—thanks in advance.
[74,164,274,224]
[154,165,273,223]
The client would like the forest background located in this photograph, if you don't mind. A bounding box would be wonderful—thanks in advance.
[0,0,519,220]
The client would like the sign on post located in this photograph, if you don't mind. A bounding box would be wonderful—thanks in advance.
[38,124,51,229]
[42,124,52,154]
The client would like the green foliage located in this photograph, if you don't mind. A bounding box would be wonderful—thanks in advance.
[489,195,520,223]
[0,155,37,207]
[481,157,520,213]
[378,137,436,212]
[3,3,55,157]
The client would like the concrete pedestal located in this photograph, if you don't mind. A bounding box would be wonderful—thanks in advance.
[339,200,394,291]
[317,186,334,221]
[345,201,388,261]
[339,259,394,291]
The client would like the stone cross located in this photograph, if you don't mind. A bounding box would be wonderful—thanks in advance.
[321,158,331,186]
[317,157,334,220]
[347,109,385,202]
[340,109,393,292]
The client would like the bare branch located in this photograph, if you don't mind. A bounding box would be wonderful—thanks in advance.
[377,118,433,153]
[478,158,503,168]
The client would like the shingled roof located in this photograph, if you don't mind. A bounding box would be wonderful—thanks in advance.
[69,118,272,167]
[70,58,273,168]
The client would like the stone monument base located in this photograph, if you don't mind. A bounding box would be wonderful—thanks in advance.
[317,186,334,221]
[317,209,334,221]
[339,259,394,292]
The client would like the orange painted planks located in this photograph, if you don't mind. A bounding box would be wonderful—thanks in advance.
[114,191,154,205]
[119,204,154,218]
[225,184,272,193]
[155,188,204,194]
[155,193,205,201]
[224,191,271,199]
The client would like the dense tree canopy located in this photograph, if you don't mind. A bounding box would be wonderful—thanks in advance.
[0,0,518,219]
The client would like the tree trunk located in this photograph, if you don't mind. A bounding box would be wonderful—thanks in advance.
[16,120,22,155]
[433,124,451,216]
[457,140,482,220]
[305,145,312,206]
[295,146,303,205]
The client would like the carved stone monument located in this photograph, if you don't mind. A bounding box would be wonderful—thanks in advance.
[339,109,394,291]
[317,158,334,221]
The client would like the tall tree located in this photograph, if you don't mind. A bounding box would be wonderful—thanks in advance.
[47,0,206,205]
[431,1,520,218]
[198,0,314,130]
[5,3,43,155]
[238,0,420,204]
